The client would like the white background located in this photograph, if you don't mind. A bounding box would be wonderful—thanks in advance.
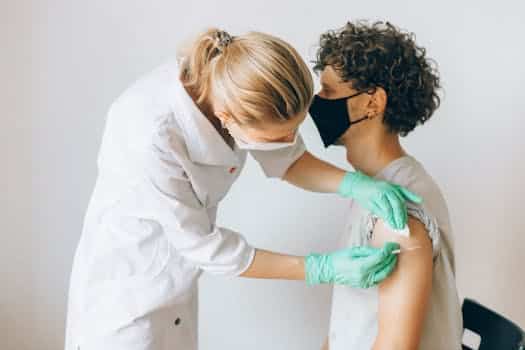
[2,1,524,349]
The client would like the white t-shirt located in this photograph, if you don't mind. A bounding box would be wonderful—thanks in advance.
[328,155,463,350]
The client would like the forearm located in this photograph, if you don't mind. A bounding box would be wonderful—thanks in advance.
[240,249,305,280]
[283,151,346,193]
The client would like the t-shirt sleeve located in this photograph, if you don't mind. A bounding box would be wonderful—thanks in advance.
[364,202,441,260]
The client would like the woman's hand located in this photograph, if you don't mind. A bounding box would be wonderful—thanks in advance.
[338,172,422,230]
[305,242,400,288]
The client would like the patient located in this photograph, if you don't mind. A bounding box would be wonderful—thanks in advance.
[309,21,463,350]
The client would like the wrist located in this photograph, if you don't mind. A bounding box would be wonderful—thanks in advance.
[338,171,361,198]
[305,254,319,285]
[293,255,306,281]
[305,253,332,285]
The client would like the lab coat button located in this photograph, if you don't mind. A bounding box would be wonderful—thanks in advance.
[174,317,181,326]
[229,167,237,174]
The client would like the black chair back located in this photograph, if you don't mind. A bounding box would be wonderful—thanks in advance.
[462,298,524,350]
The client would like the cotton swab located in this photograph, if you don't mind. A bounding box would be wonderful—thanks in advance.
[391,245,422,255]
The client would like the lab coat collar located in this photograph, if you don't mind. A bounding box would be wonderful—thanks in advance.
[171,61,240,167]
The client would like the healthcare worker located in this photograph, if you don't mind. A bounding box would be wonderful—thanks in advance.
[65,29,421,350]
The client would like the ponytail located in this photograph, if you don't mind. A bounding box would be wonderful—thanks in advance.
[180,28,233,105]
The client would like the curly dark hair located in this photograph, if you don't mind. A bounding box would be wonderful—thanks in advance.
[313,21,441,136]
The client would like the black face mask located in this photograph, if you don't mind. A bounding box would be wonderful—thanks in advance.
[309,91,369,147]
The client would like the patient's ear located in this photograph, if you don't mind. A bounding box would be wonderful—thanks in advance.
[367,87,387,118]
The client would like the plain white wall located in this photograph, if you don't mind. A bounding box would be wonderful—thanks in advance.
[2,1,524,349]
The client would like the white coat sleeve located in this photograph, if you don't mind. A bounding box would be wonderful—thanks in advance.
[141,129,255,276]
[248,133,306,178]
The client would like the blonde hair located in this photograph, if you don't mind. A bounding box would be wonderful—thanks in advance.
[180,28,313,125]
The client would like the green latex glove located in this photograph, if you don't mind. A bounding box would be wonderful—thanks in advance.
[305,242,400,288]
[338,171,423,230]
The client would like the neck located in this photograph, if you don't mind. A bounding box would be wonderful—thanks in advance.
[345,130,406,177]
[182,84,235,147]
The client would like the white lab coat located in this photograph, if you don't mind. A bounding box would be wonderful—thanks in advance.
[64,59,306,350]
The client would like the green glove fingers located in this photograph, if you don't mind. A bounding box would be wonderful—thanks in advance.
[338,171,423,230]
[385,191,406,230]
[348,246,379,259]
[367,253,398,287]
[370,201,392,228]
[394,184,423,204]
[361,242,400,287]
[353,242,397,272]
[305,242,400,288]
[380,194,397,229]
[304,253,332,285]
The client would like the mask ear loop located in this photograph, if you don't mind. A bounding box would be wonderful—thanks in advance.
[313,90,366,103]
[348,86,380,125]
[341,90,367,101]
[349,115,369,125]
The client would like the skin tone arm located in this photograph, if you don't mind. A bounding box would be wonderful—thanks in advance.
[283,151,346,193]
[322,217,432,350]
[240,250,305,280]
[371,217,433,350]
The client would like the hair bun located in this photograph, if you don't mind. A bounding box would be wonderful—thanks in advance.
[214,30,234,52]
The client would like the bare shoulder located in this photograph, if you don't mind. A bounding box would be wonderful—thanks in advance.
[370,217,432,254]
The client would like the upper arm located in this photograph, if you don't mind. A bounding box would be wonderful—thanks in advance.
[370,217,434,350]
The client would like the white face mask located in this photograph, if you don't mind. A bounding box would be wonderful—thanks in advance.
[224,120,298,151]
[234,133,298,151]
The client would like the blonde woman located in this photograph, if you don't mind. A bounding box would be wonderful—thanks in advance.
[64,29,421,350]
